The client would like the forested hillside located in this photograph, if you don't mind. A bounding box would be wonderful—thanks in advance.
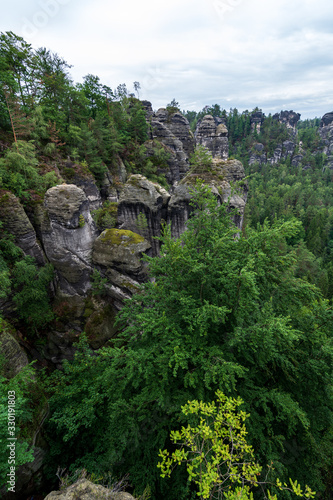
[184,106,333,299]
[0,32,332,500]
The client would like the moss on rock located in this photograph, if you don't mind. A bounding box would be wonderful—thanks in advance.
[99,228,145,246]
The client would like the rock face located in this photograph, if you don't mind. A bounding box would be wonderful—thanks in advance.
[150,115,189,183]
[0,191,46,266]
[249,139,297,167]
[273,110,301,133]
[42,184,98,296]
[0,107,248,365]
[319,112,333,168]
[93,228,151,275]
[145,106,195,183]
[250,110,265,133]
[168,158,247,238]
[195,115,228,160]
[118,174,170,255]
[44,478,136,500]
[0,329,29,377]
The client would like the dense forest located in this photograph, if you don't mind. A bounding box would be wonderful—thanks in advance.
[0,32,332,500]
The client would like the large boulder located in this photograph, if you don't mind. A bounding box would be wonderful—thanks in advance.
[44,478,136,500]
[92,228,151,276]
[42,184,98,296]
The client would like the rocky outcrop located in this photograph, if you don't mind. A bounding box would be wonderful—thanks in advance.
[118,174,170,254]
[0,329,29,377]
[273,110,301,134]
[282,140,296,159]
[150,115,189,183]
[319,112,333,168]
[168,158,247,237]
[155,109,195,158]
[167,183,193,239]
[251,140,296,166]
[92,228,151,306]
[0,191,46,266]
[144,105,195,183]
[195,115,228,160]
[44,478,136,500]
[93,228,151,273]
[250,110,265,133]
[42,184,98,296]
[59,161,103,211]
[291,154,303,167]
[249,143,266,166]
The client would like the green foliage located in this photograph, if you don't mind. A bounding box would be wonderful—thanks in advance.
[158,390,315,500]
[166,98,180,115]
[158,390,262,499]
[46,185,333,499]
[126,142,170,187]
[135,212,148,235]
[78,214,85,228]
[0,335,36,485]
[91,269,108,296]
[92,201,117,230]
[12,256,54,329]
[0,140,58,198]
[188,145,213,174]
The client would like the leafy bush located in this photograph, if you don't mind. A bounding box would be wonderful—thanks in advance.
[0,140,58,198]
[158,390,315,500]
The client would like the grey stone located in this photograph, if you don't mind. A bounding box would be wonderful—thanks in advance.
[195,115,228,160]
[42,184,98,295]
[92,228,151,276]
[0,191,46,266]
[118,174,170,254]
[44,478,136,500]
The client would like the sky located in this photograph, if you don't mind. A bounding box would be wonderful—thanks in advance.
[2,0,333,119]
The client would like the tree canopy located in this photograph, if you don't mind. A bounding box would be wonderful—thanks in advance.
[47,184,333,499]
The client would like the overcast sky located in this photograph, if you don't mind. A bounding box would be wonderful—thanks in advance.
[2,0,333,119]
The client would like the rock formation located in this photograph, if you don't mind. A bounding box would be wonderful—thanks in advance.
[0,191,46,266]
[250,110,265,133]
[273,110,301,134]
[0,106,247,364]
[42,184,98,297]
[195,115,228,160]
[319,112,333,169]
[117,174,170,255]
[44,478,136,500]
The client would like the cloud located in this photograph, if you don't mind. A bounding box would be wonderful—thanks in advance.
[1,0,333,117]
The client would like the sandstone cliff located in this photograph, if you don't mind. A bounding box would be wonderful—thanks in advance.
[0,104,247,366]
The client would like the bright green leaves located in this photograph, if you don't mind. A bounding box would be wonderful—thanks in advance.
[158,391,262,499]
[158,391,316,500]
